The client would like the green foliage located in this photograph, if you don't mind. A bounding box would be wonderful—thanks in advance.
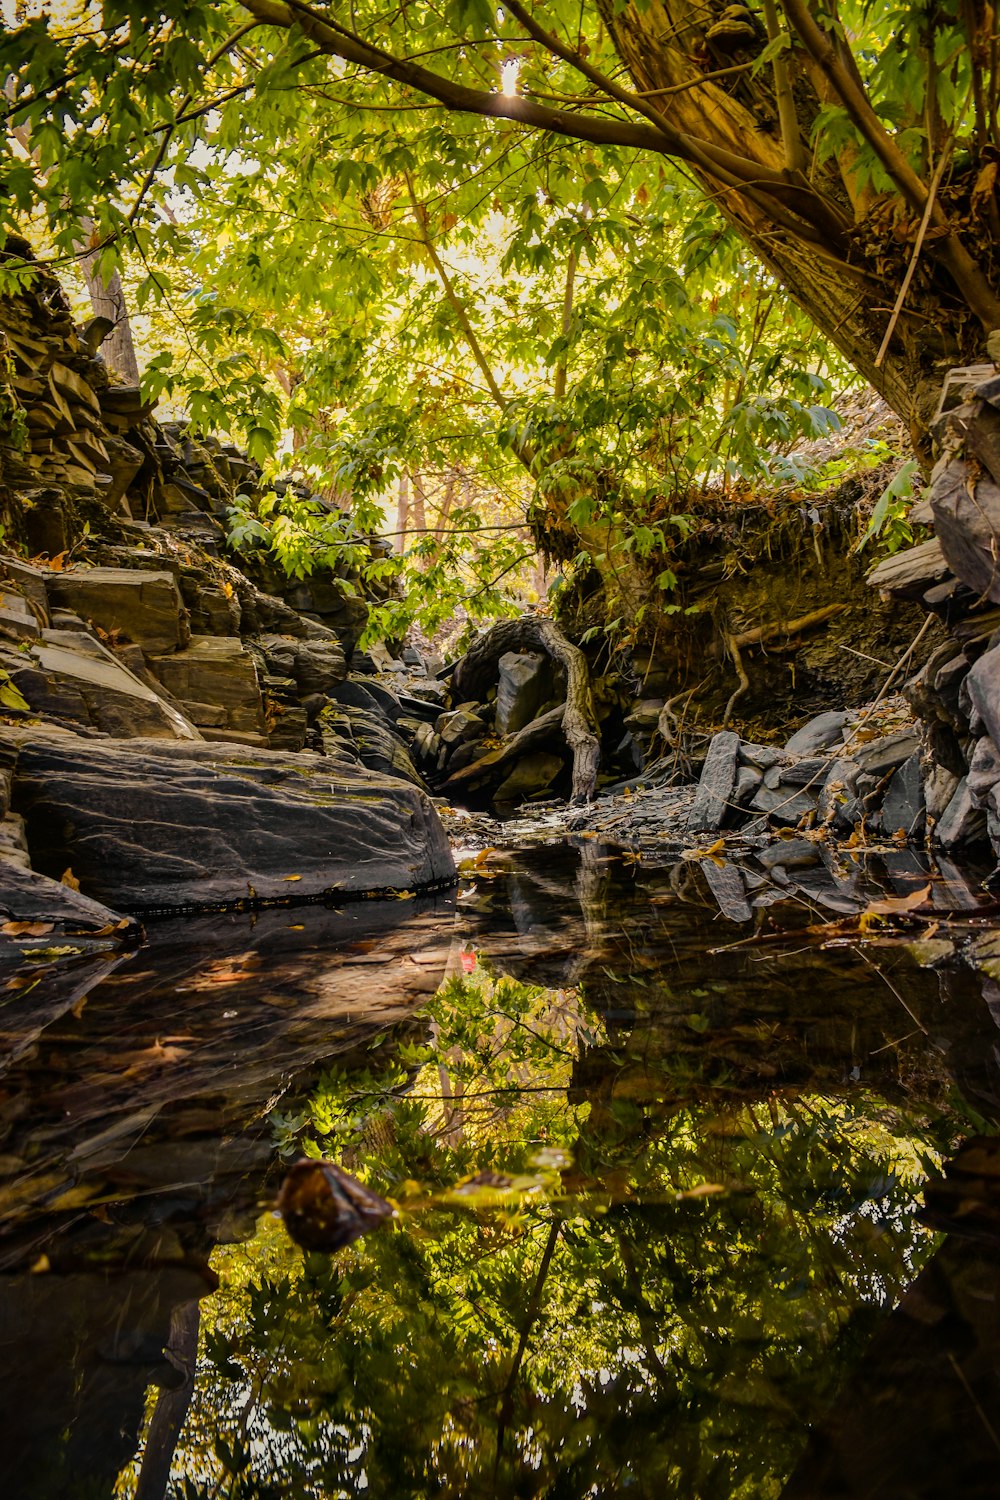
[856,459,921,554]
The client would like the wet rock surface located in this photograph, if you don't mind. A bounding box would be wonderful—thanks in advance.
[9,730,455,911]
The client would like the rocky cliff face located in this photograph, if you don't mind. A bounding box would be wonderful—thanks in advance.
[0,242,455,927]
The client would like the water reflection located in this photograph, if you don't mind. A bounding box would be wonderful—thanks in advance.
[1,843,1000,1497]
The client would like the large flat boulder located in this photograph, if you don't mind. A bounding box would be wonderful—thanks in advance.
[9,731,455,911]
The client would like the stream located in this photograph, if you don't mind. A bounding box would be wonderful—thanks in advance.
[2,837,1000,1498]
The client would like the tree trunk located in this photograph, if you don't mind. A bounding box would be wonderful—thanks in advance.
[598,0,1000,442]
[452,615,600,799]
[73,221,141,385]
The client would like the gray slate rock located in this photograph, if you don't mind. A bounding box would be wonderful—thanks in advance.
[699,859,751,922]
[9,732,453,911]
[933,776,987,850]
[968,735,1000,806]
[756,839,821,873]
[496,651,553,735]
[437,707,487,746]
[784,710,848,755]
[878,751,925,839]
[964,644,1000,750]
[749,783,818,827]
[852,728,921,775]
[494,752,564,804]
[686,730,740,832]
[321,702,425,788]
[817,758,862,833]
[929,451,1000,602]
[738,741,787,771]
[4,633,200,741]
[0,858,139,944]
[259,635,347,696]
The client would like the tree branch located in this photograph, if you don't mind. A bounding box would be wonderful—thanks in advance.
[783,0,1000,327]
[403,175,508,411]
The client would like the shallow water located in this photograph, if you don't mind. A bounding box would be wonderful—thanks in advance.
[2,840,1000,1498]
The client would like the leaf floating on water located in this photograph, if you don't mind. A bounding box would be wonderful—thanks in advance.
[682,838,725,861]
[864,883,932,917]
[283,874,302,882]
[277,1159,394,1252]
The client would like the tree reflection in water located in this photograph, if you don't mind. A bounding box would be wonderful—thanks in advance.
[121,957,963,1500]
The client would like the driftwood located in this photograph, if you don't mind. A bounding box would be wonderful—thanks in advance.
[444,704,566,789]
[452,616,600,799]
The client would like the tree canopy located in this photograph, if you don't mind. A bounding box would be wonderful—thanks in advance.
[4,1,986,629]
[6,1,999,414]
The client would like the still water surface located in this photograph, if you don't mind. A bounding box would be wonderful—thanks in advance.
[2,841,1000,1498]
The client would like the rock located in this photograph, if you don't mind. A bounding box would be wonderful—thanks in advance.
[46,568,186,655]
[0,588,41,640]
[614,732,645,778]
[266,701,308,753]
[320,703,425,787]
[148,636,266,745]
[395,691,442,722]
[328,678,395,719]
[968,735,1000,806]
[2,633,199,740]
[0,858,140,945]
[178,568,242,636]
[879,752,926,839]
[686,730,739,832]
[624,698,664,731]
[495,651,553,735]
[411,722,441,763]
[817,758,862,832]
[851,728,922,776]
[924,763,962,822]
[784,710,849,755]
[738,741,787,771]
[699,859,751,922]
[933,776,987,849]
[733,765,762,805]
[10,730,454,910]
[867,537,951,599]
[767,756,831,789]
[964,644,1000,750]
[929,452,1000,602]
[437,707,487,746]
[260,635,347,696]
[748,783,818,827]
[756,839,821,872]
[494,752,564,804]
[405,680,447,705]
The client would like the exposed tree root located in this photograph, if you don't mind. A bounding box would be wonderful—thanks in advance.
[721,603,849,726]
[451,615,601,800]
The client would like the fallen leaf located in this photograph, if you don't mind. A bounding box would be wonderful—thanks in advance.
[1,920,54,936]
[61,868,81,891]
[283,874,302,882]
[864,883,932,916]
